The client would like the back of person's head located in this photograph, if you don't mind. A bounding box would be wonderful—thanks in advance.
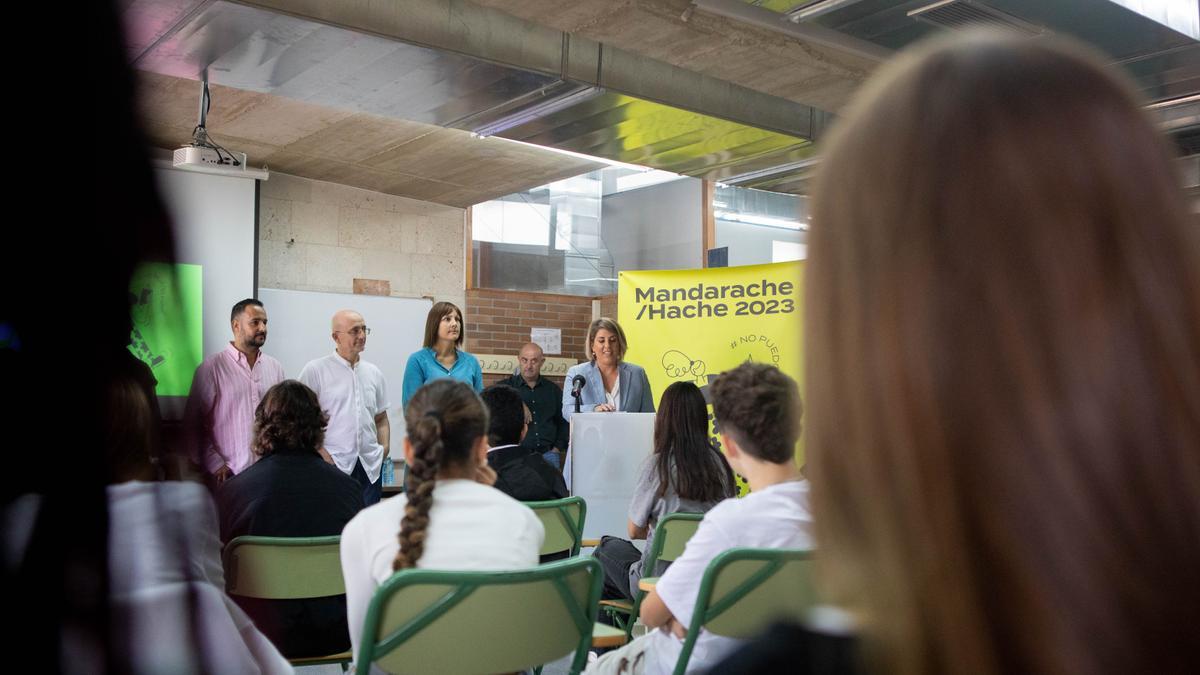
[480,384,525,447]
[103,375,159,484]
[395,379,489,570]
[653,381,735,502]
[806,31,1200,675]
[709,363,802,463]
[252,380,328,457]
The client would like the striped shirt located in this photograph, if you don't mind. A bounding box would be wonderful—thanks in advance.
[185,343,286,475]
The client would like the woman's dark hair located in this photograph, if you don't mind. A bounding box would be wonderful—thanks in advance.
[252,380,328,456]
[653,381,736,502]
[422,301,464,349]
[103,374,159,484]
[394,379,488,570]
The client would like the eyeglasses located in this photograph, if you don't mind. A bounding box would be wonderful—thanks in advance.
[335,327,371,336]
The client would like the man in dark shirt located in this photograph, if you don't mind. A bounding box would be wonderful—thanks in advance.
[480,384,568,503]
[502,343,570,471]
[217,380,364,659]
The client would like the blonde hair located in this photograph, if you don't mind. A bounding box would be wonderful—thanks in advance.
[585,317,627,362]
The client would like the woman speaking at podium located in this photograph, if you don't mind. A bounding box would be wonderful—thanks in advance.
[562,318,655,421]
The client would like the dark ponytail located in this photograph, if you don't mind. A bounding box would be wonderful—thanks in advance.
[394,380,487,570]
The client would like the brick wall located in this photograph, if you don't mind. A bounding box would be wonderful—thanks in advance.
[466,289,595,387]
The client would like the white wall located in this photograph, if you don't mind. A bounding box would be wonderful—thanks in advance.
[601,178,703,273]
[715,220,807,267]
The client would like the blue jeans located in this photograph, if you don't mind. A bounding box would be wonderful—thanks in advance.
[542,449,561,471]
[350,459,382,505]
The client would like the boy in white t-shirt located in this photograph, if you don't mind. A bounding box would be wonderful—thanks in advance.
[586,363,813,675]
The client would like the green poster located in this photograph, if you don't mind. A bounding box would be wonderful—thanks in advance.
[127,262,203,396]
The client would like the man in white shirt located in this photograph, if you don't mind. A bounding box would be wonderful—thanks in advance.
[298,310,390,505]
[185,298,286,483]
[586,363,813,675]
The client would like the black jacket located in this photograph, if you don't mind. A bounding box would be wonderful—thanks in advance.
[486,444,569,502]
[216,452,364,658]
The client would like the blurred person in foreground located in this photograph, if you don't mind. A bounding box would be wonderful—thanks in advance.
[717,30,1200,675]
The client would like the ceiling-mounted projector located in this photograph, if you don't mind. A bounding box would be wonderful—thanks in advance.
[173,145,269,180]
[172,71,268,180]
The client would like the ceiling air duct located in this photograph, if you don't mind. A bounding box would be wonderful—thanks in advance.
[907,0,1046,36]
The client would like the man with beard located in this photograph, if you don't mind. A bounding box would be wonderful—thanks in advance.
[185,298,287,484]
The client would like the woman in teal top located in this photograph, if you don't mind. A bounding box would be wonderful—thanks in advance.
[402,301,483,408]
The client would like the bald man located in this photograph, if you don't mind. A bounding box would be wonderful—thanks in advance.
[298,310,391,505]
[501,342,570,471]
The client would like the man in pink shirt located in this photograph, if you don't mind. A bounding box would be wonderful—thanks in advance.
[185,298,287,483]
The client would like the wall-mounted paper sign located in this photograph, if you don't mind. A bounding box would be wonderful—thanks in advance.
[531,327,562,355]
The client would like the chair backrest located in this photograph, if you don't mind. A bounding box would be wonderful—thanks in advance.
[358,557,603,675]
[525,496,587,557]
[222,535,345,600]
[647,512,704,569]
[674,548,815,675]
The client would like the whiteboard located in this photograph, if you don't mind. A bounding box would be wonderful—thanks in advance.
[258,288,432,444]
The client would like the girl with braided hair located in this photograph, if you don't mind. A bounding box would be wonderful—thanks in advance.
[340,379,545,660]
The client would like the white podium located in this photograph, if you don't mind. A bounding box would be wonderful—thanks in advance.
[564,412,656,541]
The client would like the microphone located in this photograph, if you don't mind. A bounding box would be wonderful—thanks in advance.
[572,374,585,413]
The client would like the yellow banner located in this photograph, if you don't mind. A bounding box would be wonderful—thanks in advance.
[618,261,805,471]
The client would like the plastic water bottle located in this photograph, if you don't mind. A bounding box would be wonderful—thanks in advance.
[382,458,395,486]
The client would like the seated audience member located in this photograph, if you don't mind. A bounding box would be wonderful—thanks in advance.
[217,379,364,658]
[593,381,736,601]
[587,362,813,675]
[340,379,545,662]
[502,342,570,471]
[716,31,1200,675]
[66,376,291,673]
[481,384,569,503]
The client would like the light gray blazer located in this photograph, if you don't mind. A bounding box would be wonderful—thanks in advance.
[561,360,656,421]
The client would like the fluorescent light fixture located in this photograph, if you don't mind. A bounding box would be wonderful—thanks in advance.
[721,157,820,186]
[614,170,686,193]
[491,136,660,171]
[471,86,607,137]
[715,210,805,231]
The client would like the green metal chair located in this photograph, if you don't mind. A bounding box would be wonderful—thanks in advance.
[222,535,352,668]
[356,557,604,675]
[671,547,816,675]
[525,496,588,558]
[599,511,704,636]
